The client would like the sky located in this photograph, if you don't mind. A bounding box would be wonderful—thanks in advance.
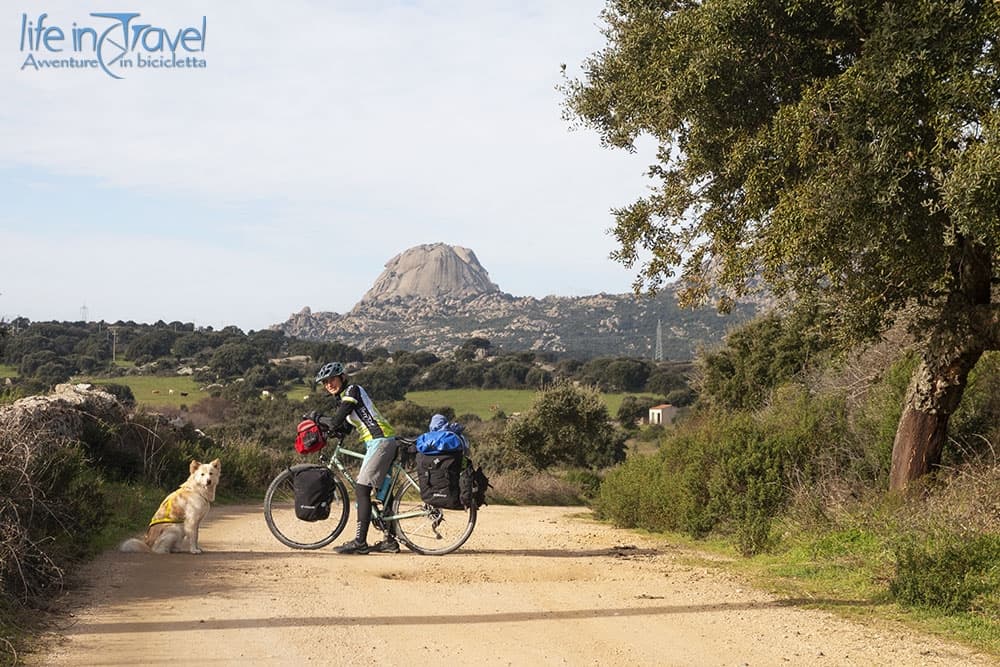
[2,1,658,332]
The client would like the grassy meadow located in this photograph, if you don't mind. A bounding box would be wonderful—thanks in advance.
[18,369,662,418]
[405,388,661,419]
[80,375,205,409]
[0,364,16,378]
[78,381,661,417]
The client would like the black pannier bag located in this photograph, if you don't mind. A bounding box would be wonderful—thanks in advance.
[416,452,463,510]
[293,466,335,521]
[459,458,492,509]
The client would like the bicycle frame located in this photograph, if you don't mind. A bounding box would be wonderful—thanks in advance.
[319,438,428,526]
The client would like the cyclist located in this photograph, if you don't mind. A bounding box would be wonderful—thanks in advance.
[313,361,400,555]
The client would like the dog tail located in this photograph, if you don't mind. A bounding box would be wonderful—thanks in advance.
[119,537,151,553]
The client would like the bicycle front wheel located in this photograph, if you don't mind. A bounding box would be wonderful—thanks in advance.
[390,477,476,555]
[263,466,349,549]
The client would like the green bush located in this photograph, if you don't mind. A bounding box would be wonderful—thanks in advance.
[846,353,916,483]
[383,400,446,434]
[562,468,603,500]
[100,382,136,408]
[891,533,1000,613]
[597,386,832,555]
[949,352,1000,463]
[504,381,627,470]
[596,454,677,531]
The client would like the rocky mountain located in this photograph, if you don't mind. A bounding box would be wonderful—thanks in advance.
[276,243,760,359]
[361,244,500,302]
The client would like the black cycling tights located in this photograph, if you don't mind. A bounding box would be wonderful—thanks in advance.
[354,483,372,543]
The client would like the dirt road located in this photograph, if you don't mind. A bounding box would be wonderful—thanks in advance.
[31,505,996,666]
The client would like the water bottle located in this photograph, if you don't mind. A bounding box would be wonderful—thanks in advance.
[375,473,392,502]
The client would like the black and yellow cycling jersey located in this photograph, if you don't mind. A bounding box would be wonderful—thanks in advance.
[339,384,395,442]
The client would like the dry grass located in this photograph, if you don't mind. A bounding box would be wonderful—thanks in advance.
[487,470,587,506]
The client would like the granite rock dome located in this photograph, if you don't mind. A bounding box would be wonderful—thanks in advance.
[360,243,500,303]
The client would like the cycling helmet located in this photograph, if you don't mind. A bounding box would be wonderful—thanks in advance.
[315,361,346,384]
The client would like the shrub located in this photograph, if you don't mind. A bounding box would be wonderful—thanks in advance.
[383,400,444,434]
[949,351,1000,463]
[596,454,678,531]
[597,386,833,555]
[890,533,1000,613]
[0,422,110,641]
[504,381,626,470]
[100,382,136,408]
[562,468,603,501]
[171,437,293,498]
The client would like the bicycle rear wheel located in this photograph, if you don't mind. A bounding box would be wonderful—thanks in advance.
[390,476,476,555]
[263,466,349,549]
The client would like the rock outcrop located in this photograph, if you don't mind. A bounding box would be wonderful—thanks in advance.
[360,243,500,304]
[2,383,127,439]
[277,243,760,358]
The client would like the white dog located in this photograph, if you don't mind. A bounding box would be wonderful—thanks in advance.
[120,459,221,554]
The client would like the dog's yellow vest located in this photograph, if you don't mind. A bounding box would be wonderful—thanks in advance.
[148,489,185,526]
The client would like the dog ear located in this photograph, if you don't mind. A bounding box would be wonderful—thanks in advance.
[189,460,200,474]
[210,458,221,469]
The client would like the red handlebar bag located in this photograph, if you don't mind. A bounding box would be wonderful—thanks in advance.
[295,419,327,454]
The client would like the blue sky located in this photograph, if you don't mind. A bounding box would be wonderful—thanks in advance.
[2,1,656,331]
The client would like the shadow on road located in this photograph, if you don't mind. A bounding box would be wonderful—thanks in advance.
[460,546,660,558]
[67,597,872,635]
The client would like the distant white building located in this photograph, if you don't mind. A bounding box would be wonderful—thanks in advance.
[648,404,678,426]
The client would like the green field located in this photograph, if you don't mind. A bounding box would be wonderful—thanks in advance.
[405,388,660,420]
[79,375,205,409]
[0,364,17,378]
[58,377,656,416]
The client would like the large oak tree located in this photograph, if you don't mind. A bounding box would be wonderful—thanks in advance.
[564,0,1000,489]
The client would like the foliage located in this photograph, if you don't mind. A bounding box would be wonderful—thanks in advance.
[350,363,408,402]
[209,342,267,380]
[891,533,1000,613]
[564,0,1000,487]
[287,339,364,364]
[595,453,678,531]
[699,304,834,410]
[599,386,837,555]
[0,409,114,652]
[98,383,136,408]
[565,0,1000,334]
[503,381,627,470]
[204,394,308,450]
[454,337,491,362]
[949,351,1000,462]
[124,329,177,364]
[381,400,448,435]
[616,394,664,429]
[644,362,690,396]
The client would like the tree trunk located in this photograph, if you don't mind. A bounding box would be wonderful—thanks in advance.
[889,239,996,492]
[888,351,982,492]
